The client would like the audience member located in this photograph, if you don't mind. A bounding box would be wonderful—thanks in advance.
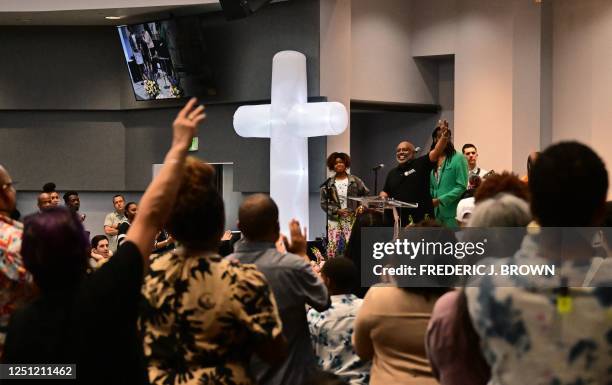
[427,194,531,385]
[455,196,474,227]
[36,192,52,211]
[89,234,113,269]
[0,165,32,357]
[2,99,206,385]
[473,171,529,204]
[344,209,384,298]
[63,190,85,222]
[462,144,489,178]
[307,257,370,385]
[468,193,532,228]
[430,123,468,228]
[228,193,330,385]
[521,151,540,183]
[353,283,447,385]
[117,201,137,247]
[42,182,60,207]
[140,159,285,385]
[353,220,452,385]
[466,141,611,385]
[104,194,127,253]
[320,152,369,258]
[152,229,174,254]
[426,290,490,385]
[380,120,451,225]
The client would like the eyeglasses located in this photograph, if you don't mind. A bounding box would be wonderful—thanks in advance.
[1,181,17,190]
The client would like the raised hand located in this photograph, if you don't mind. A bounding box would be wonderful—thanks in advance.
[172,97,206,150]
[283,219,308,258]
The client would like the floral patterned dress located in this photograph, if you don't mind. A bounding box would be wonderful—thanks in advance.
[0,214,30,355]
[140,247,283,385]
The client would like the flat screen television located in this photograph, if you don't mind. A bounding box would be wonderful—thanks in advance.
[117,18,215,101]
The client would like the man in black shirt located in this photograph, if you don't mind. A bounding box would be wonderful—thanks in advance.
[380,120,450,225]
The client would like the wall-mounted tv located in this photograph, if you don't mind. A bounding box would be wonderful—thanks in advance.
[118,18,215,101]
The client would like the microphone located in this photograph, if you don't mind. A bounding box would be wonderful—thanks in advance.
[372,164,384,171]
[414,147,421,153]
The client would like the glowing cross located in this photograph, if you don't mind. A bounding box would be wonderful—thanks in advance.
[234,51,348,235]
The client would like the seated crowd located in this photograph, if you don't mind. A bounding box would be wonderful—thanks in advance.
[0,99,611,385]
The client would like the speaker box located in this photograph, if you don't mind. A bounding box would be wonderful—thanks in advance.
[219,0,272,20]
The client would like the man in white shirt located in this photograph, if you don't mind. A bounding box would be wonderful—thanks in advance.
[462,143,489,178]
[103,194,127,253]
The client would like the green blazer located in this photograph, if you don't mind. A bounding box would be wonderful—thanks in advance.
[430,152,468,227]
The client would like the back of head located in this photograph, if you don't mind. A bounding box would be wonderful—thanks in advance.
[238,194,279,242]
[530,142,608,227]
[474,171,529,204]
[321,257,358,294]
[42,182,56,193]
[399,220,454,297]
[22,207,90,292]
[468,193,532,227]
[166,157,225,252]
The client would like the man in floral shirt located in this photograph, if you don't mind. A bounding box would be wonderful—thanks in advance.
[308,257,371,385]
[0,165,31,357]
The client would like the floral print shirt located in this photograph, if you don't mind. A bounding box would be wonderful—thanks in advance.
[0,214,30,355]
[466,234,612,385]
[308,294,371,385]
[140,247,283,385]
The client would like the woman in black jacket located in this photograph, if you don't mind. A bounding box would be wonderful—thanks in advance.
[320,152,369,258]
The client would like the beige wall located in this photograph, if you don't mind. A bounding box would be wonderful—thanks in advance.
[351,0,435,104]
[321,0,352,154]
[412,0,542,175]
[552,0,612,198]
[512,1,542,175]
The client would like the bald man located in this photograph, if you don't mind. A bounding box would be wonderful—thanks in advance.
[37,192,52,211]
[228,194,330,385]
[380,121,450,224]
[0,165,31,355]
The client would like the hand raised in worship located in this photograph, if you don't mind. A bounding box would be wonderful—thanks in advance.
[172,97,206,151]
[283,219,308,259]
[437,119,450,137]
[221,230,232,241]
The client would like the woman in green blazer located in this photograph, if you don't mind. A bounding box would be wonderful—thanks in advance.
[429,125,468,228]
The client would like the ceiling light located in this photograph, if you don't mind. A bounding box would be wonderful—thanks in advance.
[105,16,124,20]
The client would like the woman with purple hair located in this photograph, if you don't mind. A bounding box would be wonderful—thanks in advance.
[2,98,206,385]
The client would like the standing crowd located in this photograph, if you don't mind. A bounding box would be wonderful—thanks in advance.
[1,100,611,385]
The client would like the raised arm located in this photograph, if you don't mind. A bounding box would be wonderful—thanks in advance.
[125,98,206,260]
[429,120,450,162]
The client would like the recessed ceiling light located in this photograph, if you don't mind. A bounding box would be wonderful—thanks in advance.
[105,16,124,20]
[20,18,32,22]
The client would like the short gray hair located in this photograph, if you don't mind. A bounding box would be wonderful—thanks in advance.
[468,193,531,227]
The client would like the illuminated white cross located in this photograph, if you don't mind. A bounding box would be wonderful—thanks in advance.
[234,51,348,235]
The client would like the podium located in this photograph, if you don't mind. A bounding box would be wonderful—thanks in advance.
[350,196,418,238]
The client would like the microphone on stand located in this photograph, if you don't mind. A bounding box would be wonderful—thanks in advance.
[372,164,384,171]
